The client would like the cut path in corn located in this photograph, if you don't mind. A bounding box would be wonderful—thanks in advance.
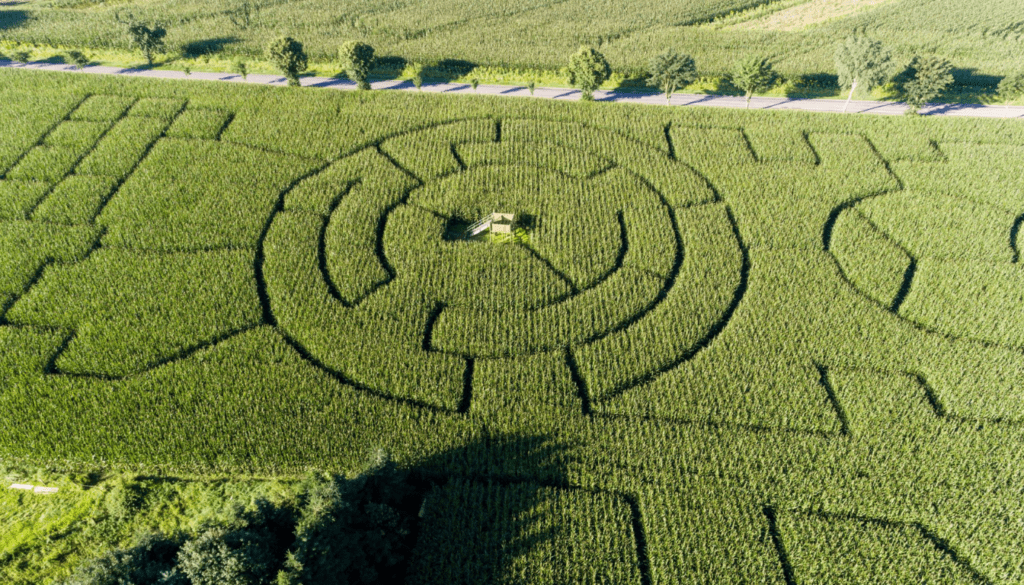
[3,59,1023,119]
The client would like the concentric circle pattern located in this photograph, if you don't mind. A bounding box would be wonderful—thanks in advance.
[262,120,745,410]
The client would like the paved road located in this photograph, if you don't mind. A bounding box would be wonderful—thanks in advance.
[4,60,1023,119]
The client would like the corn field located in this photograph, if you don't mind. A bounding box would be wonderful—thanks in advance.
[2,0,1023,80]
[2,68,1024,583]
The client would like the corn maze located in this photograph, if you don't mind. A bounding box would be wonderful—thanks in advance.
[2,70,1024,583]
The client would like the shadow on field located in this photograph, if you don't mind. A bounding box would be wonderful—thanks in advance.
[428,58,478,83]
[951,67,1001,88]
[783,72,839,98]
[373,55,409,80]
[0,9,28,31]
[404,433,571,583]
[180,36,239,58]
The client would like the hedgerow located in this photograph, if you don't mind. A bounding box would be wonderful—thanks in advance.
[3,0,1020,87]
[2,69,1024,583]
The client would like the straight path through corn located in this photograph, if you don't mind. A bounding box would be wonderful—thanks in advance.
[3,60,1022,119]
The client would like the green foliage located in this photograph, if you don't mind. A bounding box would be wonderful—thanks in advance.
[164,108,231,140]
[232,59,249,80]
[997,71,1024,104]
[409,62,424,90]
[408,479,642,583]
[61,533,186,585]
[281,451,414,585]
[66,50,90,69]
[3,69,1024,584]
[338,41,375,90]
[835,36,892,111]
[266,37,307,87]
[7,248,262,376]
[731,55,775,108]
[901,56,954,114]
[177,501,292,585]
[829,207,912,309]
[228,1,262,31]
[52,454,419,585]
[0,0,1021,94]
[116,13,166,66]
[647,49,697,101]
[102,477,146,521]
[567,46,611,101]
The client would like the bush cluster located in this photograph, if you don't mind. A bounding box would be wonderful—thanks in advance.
[63,453,417,585]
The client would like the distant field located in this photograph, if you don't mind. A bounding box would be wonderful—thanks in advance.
[3,68,1024,582]
[1,0,1022,81]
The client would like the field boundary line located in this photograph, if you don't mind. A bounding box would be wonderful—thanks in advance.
[3,60,1024,119]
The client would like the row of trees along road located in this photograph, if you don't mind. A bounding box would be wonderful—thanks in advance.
[107,17,1024,111]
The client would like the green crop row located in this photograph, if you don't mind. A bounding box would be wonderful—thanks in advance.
[1,69,1024,583]
[3,0,1022,85]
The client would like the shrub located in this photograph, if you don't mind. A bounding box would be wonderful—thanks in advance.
[232,59,248,80]
[997,71,1024,106]
[409,62,424,90]
[61,533,186,585]
[66,50,90,68]
[568,46,611,101]
[278,450,416,585]
[339,41,375,90]
[267,36,307,87]
[103,477,146,521]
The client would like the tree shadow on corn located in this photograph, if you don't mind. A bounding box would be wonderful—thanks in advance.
[61,433,580,585]
[402,432,574,584]
[0,10,28,32]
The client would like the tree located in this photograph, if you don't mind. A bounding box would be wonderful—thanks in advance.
[61,533,186,585]
[567,46,611,101]
[527,80,536,95]
[834,36,892,113]
[117,14,166,66]
[732,56,776,109]
[277,450,415,585]
[338,41,375,90]
[177,500,293,585]
[900,55,954,115]
[470,77,479,92]
[267,37,307,87]
[647,50,697,102]
[998,72,1024,108]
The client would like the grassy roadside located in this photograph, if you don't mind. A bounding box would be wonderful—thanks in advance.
[1,461,312,585]
[1,39,1014,106]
